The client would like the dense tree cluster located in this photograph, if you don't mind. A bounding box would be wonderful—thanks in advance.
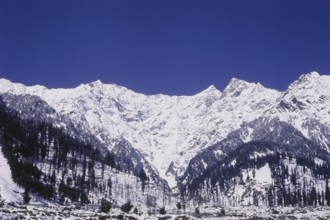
[0,97,153,207]
[182,142,330,207]
[0,101,104,203]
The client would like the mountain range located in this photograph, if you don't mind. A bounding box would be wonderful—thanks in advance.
[0,71,329,210]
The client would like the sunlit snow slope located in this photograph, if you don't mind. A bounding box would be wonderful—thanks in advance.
[0,147,22,202]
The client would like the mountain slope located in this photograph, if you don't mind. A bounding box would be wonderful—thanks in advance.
[0,146,22,202]
[0,71,329,190]
[0,76,282,187]
[0,71,330,210]
[266,72,330,152]
[0,97,169,207]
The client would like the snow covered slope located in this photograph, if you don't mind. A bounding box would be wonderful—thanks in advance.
[0,71,329,188]
[266,72,330,151]
[0,147,22,202]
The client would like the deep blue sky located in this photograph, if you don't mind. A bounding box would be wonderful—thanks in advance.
[1,0,329,95]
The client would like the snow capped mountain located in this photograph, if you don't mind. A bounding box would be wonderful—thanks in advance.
[265,72,330,151]
[0,71,329,190]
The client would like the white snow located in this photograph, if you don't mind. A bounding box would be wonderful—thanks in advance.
[254,163,272,185]
[0,147,22,202]
[242,127,254,143]
[271,72,330,149]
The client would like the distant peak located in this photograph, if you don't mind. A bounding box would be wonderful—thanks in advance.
[288,71,321,90]
[0,78,14,85]
[229,77,249,83]
[89,79,103,86]
[299,71,320,80]
[198,85,221,96]
[79,80,105,90]
[229,77,257,88]
[223,78,252,94]
[308,71,320,77]
[205,85,218,91]
[221,77,274,97]
[0,78,25,94]
[229,77,245,83]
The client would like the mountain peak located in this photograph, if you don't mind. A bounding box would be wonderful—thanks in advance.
[222,78,254,96]
[299,71,320,81]
[88,79,103,87]
[206,84,217,91]
[0,78,25,94]
[198,85,222,97]
[228,77,253,88]
[0,78,15,87]
[309,71,320,77]
[203,85,219,93]
[288,71,321,91]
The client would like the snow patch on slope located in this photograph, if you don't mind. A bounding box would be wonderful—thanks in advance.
[0,147,22,202]
[254,163,272,185]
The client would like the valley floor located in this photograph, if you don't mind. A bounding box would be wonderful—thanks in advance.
[0,204,329,220]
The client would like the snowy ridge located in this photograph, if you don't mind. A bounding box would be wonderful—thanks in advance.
[266,72,330,151]
[0,72,330,189]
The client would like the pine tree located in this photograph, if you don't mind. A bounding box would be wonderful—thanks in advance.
[0,188,5,208]
[310,187,317,207]
[138,168,148,193]
[195,207,200,216]
[100,199,112,213]
[176,202,182,213]
[23,187,31,204]
[50,170,56,186]
[159,207,166,215]
[121,201,133,213]
[326,179,330,206]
